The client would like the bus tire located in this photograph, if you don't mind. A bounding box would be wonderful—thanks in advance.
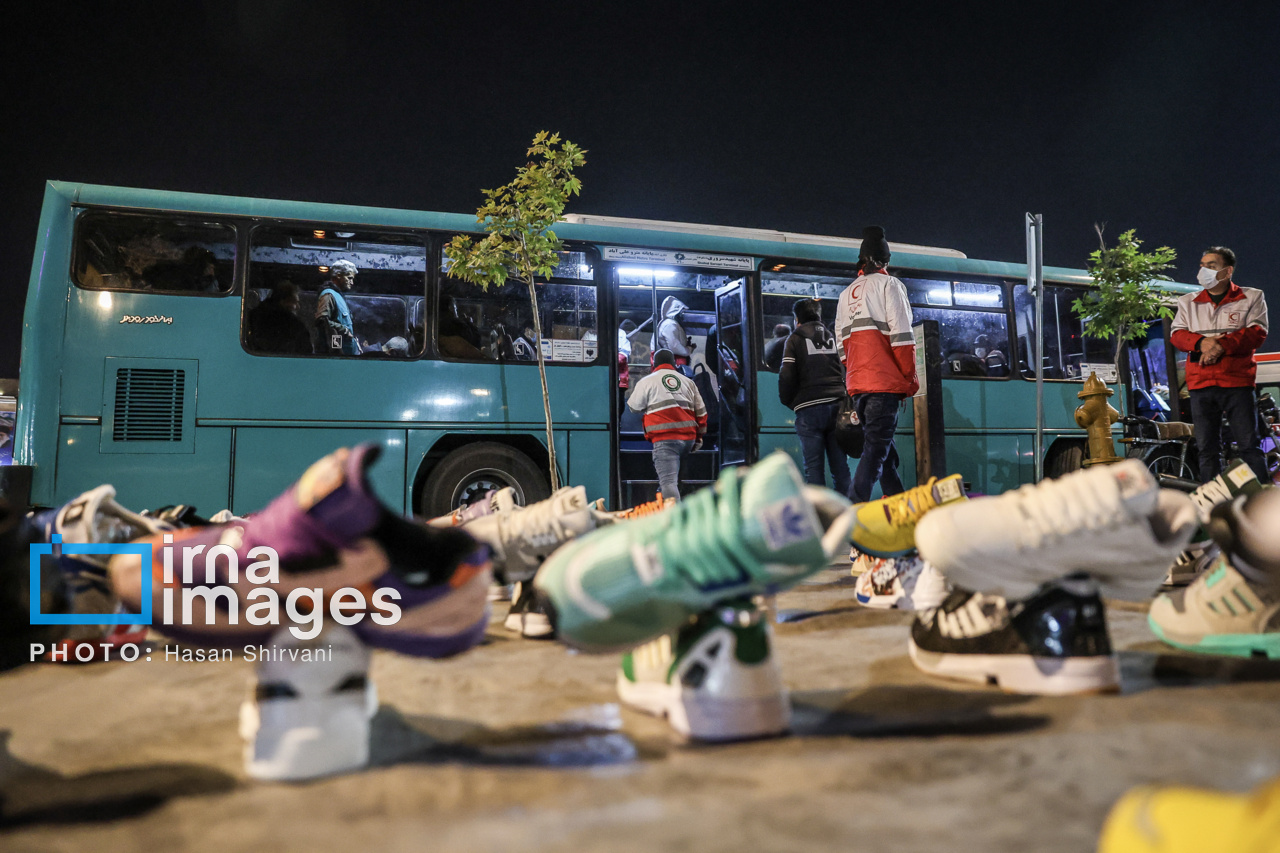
[418,442,550,518]
[1044,440,1086,479]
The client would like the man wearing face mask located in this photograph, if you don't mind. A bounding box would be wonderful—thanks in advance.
[1170,246,1270,482]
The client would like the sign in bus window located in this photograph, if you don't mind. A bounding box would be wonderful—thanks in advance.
[245,226,426,358]
[439,250,599,364]
[73,211,235,295]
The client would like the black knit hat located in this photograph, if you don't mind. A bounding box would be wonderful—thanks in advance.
[653,348,676,366]
[859,226,891,268]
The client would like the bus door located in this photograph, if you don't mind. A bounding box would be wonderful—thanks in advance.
[715,279,754,468]
[611,263,737,507]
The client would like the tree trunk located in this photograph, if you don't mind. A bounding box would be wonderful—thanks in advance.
[1113,326,1128,417]
[524,276,560,490]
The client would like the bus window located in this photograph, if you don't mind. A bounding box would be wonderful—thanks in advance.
[759,272,847,373]
[1013,284,1115,380]
[903,278,1011,378]
[73,211,235,294]
[439,250,599,364]
[245,226,426,358]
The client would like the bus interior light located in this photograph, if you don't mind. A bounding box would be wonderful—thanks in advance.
[319,266,330,273]
[617,267,676,279]
[313,230,326,239]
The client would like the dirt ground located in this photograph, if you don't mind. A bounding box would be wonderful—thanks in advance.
[3,567,1280,853]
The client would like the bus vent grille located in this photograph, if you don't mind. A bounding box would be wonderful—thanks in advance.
[112,368,186,442]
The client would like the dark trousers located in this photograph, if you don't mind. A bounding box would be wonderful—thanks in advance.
[1189,385,1268,483]
[794,400,852,496]
[852,392,905,503]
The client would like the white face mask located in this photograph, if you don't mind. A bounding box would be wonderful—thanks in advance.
[1197,266,1222,288]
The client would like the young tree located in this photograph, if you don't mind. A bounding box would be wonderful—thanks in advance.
[1073,227,1177,401]
[443,132,587,489]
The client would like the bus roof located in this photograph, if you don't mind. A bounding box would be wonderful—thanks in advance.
[48,180,1198,291]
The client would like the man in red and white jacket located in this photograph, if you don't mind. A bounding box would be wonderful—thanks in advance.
[1170,245,1269,483]
[627,349,708,502]
[835,226,920,502]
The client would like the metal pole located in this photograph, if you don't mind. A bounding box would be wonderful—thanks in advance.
[1026,213,1046,482]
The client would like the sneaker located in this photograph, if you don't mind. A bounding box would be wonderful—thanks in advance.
[1148,490,1280,659]
[427,487,518,528]
[109,444,493,659]
[239,624,377,781]
[849,474,966,557]
[854,555,951,610]
[1163,541,1220,588]
[850,549,876,576]
[612,492,675,521]
[617,598,789,741]
[908,574,1119,695]
[915,459,1198,601]
[0,499,68,672]
[1098,775,1280,853]
[30,485,174,663]
[503,580,555,638]
[1188,460,1265,524]
[535,452,855,652]
[461,486,612,583]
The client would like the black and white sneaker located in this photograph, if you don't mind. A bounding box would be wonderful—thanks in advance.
[908,572,1119,695]
[503,580,555,639]
[1163,540,1220,588]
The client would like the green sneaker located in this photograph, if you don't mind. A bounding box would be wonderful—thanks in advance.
[1149,490,1280,659]
[617,597,789,741]
[535,452,854,652]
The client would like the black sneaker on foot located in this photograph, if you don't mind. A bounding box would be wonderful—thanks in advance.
[908,572,1119,695]
[503,580,555,639]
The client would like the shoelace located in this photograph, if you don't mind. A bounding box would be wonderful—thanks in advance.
[508,492,585,547]
[655,468,764,590]
[615,493,671,520]
[883,478,941,527]
[1006,471,1127,550]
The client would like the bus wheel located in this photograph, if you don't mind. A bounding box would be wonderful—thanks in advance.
[417,442,550,518]
[1044,440,1086,479]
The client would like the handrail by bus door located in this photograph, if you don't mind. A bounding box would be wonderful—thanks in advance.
[1027,213,1046,482]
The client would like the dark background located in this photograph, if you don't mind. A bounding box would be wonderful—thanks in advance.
[4,1,1279,379]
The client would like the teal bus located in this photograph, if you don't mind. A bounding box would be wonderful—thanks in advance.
[13,181,1194,516]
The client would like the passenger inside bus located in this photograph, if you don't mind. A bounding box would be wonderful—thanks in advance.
[437,293,485,359]
[763,323,791,372]
[247,281,312,355]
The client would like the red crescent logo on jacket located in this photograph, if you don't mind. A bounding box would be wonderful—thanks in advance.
[851,283,865,300]
[1228,311,1241,324]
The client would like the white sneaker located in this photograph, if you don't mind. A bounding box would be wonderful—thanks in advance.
[461,486,612,582]
[616,599,789,741]
[914,460,1198,601]
[1188,461,1264,524]
[854,555,951,610]
[502,580,555,638]
[240,624,377,782]
[427,487,518,528]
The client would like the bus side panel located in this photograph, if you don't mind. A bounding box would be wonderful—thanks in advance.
[232,428,408,516]
[16,183,78,504]
[55,425,232,513]
[567,430,610,506]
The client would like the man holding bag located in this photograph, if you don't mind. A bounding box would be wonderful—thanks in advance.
[779,297,851,496]
[835,226,919,502]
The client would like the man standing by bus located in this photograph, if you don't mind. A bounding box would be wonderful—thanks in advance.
[628,348,708,502]
[1171,246,1269,483]
[836,226,919,502]
[316,259,362,355]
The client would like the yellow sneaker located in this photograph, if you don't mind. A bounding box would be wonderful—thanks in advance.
[850,474,965,557]
[1098,776,1280,853]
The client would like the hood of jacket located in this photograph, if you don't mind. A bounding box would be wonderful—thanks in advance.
[660,296,687,322]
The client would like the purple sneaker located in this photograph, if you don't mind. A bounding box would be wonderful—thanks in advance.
[109,445,492,658]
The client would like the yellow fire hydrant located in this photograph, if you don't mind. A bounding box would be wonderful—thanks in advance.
[1074,371,1122,467]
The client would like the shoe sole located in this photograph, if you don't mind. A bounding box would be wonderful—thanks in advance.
[240,684,377,781]
[616,673,790,741]
[503,611,555,639]
[908,637,1120,695]
[1147,616,1280,660]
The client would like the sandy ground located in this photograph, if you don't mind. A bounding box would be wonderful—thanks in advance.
[3,568,1280,853]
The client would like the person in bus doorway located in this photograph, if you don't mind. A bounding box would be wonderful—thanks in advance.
[315,259,362,355]
[628,348,708,502]
[763,323,792,372]
[1171,246,1270,483]
[655,296,695,372]
[836,226,920,503]
[779,298,851,496]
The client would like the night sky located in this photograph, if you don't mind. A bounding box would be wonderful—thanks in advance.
[5,2,1279,379]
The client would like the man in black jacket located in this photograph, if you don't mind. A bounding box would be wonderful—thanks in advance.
[778,298,851,496]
